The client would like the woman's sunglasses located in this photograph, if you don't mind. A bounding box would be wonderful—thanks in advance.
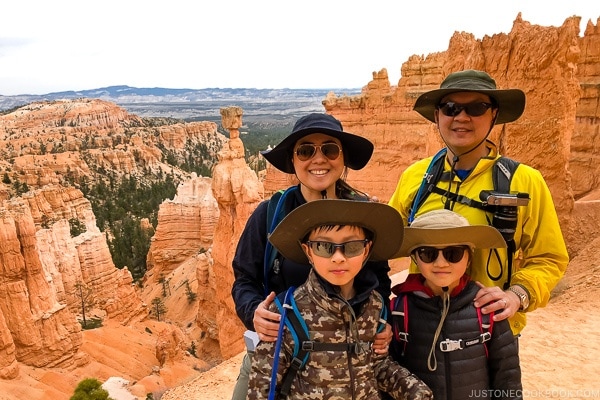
[306,239,369,258]
[437,102,493,117]
[294,143,342,161]
[415,246,468,263]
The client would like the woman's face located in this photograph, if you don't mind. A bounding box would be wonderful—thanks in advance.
[292,133,345,200]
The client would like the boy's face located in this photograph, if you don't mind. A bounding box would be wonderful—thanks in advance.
[302,225,371,300]
[412,245,470,296]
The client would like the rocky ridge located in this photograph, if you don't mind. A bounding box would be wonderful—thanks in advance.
[0,11,598,400]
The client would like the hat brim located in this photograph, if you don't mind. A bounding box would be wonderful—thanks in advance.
[393,225,506,258]
[413,88,526,125]
[268,199,404,264]
[260,127,374,174]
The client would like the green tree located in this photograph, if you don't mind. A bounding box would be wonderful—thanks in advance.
[73,282,95,329]
[150,297,167,321]
[70,378,112,400]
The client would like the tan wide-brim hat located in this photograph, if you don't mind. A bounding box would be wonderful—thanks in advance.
[393,209,506,258]
[268,199,404,264]
[260,113,374,174]
[413,69,526,125]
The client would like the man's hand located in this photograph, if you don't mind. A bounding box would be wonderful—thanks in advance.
[252,291,281,342]
[473,282,520,321]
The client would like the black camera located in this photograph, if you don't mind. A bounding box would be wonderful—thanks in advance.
[480,190,530,243]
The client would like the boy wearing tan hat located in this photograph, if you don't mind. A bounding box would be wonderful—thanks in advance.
[247,199,432,400]
[390,209,522,400]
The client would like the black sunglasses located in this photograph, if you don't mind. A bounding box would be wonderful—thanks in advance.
[415,246,468,263]
[305,240,369,258]
[438,102,493,117]
[295,143,342,161]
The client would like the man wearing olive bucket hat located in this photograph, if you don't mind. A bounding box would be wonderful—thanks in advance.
[388,209,522,400]
[388,70,568,337]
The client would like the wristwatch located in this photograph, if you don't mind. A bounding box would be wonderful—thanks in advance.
[508,285,530,311]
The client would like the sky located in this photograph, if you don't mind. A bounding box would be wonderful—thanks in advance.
[0,1,598,96]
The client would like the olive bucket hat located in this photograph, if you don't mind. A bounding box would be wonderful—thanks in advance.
[413,70,526,125]
[268,199,404,264]
[260,113,374,174]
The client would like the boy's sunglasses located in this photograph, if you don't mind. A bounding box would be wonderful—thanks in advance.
[295,143,342,161]
[306,239,369,258]
[437,102,493,117]
[415,246,468,263]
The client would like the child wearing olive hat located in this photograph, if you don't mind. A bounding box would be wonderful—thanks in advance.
[247,199,432,400]
[389,209,522,400]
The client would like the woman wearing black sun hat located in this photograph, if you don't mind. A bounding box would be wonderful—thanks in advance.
[231,113,394,400]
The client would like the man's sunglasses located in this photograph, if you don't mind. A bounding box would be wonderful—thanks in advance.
[305,239,369,258]
[294,143,342,161]
[437,102,493,117]
[415,246,468,263]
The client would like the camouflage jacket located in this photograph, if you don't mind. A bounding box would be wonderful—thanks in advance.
[247,269,432,400]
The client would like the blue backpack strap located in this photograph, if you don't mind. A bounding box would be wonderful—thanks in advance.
[264,186,298,296]
[408,148,447,224]
[269,287,297,400]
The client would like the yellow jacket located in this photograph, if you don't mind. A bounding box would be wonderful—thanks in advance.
[388,144,569,334]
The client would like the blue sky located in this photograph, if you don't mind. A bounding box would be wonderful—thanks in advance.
[0,0,598,95]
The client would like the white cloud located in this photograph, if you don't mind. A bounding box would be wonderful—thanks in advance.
[0,0,598,95]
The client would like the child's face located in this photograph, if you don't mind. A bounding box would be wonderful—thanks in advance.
[412,245,470,295]
[302,225,371,300]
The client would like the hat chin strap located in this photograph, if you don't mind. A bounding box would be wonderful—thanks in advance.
[436,115,497,210]
[435,109,498,168]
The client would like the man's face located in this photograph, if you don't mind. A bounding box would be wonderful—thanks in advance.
[434,91,498,155]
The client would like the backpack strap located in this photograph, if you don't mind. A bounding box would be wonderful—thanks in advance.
[269,287,296,400]
[264,186,298,296]
[494,157,520,194]
[390,294,409,356]
[408,148,447,224]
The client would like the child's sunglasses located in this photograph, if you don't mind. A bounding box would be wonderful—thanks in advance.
[306,239,369,258]
[437,101,493,117]
[294,143,342,161]
[415,246,468,263]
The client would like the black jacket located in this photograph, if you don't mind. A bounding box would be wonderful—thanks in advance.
[231,186,392,330]
[389,275,522,400]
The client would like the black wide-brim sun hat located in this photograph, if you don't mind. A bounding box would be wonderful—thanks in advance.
[268,199,404,264]
[413,70,526,125]
[260,113,374,174]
